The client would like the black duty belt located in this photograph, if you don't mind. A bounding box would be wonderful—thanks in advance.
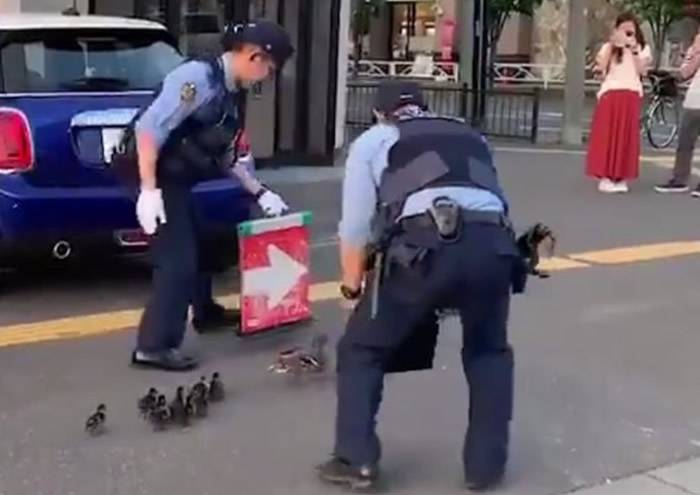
[400,209,510,231]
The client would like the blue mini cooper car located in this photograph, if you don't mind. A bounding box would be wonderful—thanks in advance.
[0,13,252,266]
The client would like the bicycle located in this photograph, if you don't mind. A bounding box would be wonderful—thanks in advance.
[643,70,681,149]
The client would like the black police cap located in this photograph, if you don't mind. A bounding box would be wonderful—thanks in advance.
[222,20,294,70]
[374,80,426,114]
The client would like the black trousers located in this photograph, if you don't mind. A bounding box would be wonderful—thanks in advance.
[334,224,516,482]
[136,185,219,353]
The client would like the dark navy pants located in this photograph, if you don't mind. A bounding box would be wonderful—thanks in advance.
[136,184,218,353]
[334,224,516,482]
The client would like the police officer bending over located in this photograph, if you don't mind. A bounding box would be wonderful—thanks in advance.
[317,81,521,491]
[129,21,294,371]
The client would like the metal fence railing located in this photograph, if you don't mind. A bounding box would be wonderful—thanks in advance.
[346,81,541,144]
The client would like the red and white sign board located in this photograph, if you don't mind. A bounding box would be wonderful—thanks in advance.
[237,211,313,335]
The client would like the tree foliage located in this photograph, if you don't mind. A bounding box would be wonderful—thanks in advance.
[351,0,385,61]
[351,0,384,39]
[487,0,544,50]
[617,0,684,64]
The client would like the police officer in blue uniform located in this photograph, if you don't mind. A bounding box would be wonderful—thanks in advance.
[129,20,294,371]
[317,81,524,491]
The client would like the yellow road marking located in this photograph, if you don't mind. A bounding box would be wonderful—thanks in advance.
[538,256,590,271]
[1,241,700,350]
[493,147,700,176]
[571,241,700,265]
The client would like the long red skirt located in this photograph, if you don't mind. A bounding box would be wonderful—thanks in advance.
[586,89,642,181]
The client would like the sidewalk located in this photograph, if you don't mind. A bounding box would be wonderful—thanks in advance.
[567,457,700,494]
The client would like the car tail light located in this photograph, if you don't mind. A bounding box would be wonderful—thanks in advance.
[0,109,34,173]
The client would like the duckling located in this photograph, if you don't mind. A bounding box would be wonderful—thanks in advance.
[85,404,107,436]
[148,395,171,431]
[138,387,159,418]
[516,223,556,278]
[208,372,225,403]
[191,377,209,401]
[184,394,197,421]
[169,387,188,427]
[189,387,209,418]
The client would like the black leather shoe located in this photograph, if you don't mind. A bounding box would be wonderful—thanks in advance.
[316,457,379,491]
[465,473,504,492]
[131,350,198,371]
[193,306,241,333]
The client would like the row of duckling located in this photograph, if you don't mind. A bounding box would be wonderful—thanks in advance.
[85,333,330,437]
[138,372,225,431]
[85,372,225,436]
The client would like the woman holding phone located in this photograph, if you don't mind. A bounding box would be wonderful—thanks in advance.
[586,13,652,193]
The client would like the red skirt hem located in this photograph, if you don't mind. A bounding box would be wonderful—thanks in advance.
[586,89,642,181]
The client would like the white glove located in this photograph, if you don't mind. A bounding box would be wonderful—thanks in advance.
[136,188,167,235]
[257,190,288,217]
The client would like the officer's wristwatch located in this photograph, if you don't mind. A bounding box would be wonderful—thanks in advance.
[340,284,362,300]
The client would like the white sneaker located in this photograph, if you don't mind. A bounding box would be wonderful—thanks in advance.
[598,178,616,193]
[614,181,629,193]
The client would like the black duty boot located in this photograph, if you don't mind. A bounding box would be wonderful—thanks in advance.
[465,470,505,492]
[131,349,198,371]
[316,457,379,491]
[192,305,240,333]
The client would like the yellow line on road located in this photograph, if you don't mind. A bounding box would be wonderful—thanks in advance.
[0,242,699,350]
[494,147,700,176]
[571,241,700,265]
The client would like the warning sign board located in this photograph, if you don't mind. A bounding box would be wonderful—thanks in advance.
[237,211,313,335]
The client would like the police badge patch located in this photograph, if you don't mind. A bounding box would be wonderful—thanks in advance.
[180,82,196,103]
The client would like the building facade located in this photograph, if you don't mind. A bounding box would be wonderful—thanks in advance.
[352,0,700,70]
[356,0,532,63]
[2,0,351,163]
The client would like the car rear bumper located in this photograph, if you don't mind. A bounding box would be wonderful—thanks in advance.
[0,176,253,250]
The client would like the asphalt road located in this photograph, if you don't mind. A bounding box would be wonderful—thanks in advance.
[2,148,700,495]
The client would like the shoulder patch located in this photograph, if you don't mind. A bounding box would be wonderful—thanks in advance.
[180,82,197,103]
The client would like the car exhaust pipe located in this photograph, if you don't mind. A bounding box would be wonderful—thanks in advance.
[52,240,72,260]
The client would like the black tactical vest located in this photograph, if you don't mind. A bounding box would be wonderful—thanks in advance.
[157,57,242,185]
[111,57,242,187]
[371,117,509,243]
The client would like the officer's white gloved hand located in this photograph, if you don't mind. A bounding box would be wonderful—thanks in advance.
[257,190,288,217]
[136,188,167,235]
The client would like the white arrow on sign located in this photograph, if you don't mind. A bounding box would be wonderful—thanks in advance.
[243,244,308,309]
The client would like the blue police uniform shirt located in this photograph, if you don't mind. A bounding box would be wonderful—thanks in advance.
[135,56,237,151]
[338,121,505,248]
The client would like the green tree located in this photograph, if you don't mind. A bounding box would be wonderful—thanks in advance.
[351,0,385,63]
[485,0,543,86]
[487,0,544,53]
[618,0,684,66]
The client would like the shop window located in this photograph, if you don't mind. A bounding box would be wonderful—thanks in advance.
[390,1,439,60]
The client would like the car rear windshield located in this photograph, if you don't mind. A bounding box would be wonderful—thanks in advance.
[0,28,184,93]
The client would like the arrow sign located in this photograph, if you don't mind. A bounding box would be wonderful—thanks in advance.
[238,212,313,335]
[243,244,308,309]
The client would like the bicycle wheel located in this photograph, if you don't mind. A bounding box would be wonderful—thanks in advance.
[646,97,680,149]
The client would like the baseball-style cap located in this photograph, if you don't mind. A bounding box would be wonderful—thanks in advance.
[222,20,295,70]
[374,80,426,114]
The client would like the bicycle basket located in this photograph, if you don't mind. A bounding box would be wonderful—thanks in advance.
[651,71,678,98]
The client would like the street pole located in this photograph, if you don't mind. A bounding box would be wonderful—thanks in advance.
[473,0,488,124]
[561,0,586,145]
[457,0,475,86]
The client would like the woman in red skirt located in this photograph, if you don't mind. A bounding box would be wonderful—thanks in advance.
[587,13,652,193]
